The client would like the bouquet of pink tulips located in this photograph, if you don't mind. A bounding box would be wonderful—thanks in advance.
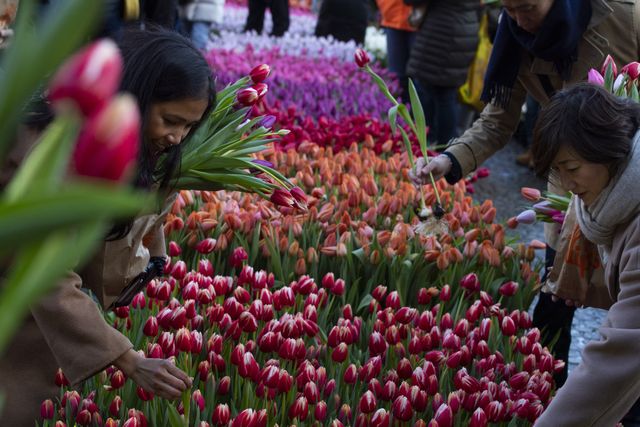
[510,187,570,228]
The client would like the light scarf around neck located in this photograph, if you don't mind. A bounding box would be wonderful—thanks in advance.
[576,129,640,258]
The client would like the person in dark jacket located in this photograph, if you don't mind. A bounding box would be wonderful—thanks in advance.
[315,0,368,45]
[244,0,290,37]
[406,0,480,145]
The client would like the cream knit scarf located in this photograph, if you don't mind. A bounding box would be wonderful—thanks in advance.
[576,129,640,260]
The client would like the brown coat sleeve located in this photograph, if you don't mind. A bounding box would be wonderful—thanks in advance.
[535,221,640,427]
[445,75,527,177]
[31,271,132,385]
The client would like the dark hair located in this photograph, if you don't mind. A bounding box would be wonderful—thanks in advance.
[105,26,216,239]
[117,25,216,191]
[532,82,640,182]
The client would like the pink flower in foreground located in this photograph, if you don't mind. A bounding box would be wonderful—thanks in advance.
[49,39,123,117]
[72,94,140,182]
[622,62,640,80]
[601,54,618,77]
[587,68,605,86]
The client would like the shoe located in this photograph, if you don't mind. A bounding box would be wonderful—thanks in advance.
[516,149,534,168]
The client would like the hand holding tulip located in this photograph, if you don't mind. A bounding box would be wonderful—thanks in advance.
[409,155,452,186]
[114,349,192,400]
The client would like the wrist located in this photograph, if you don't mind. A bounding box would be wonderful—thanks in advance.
[114,348,138,377]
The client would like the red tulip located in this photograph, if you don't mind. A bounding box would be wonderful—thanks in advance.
[136,386,154,401]
[237,87,259,106]
[289,395,309,421]
[170,260,187,280]
[230,247,249,268]
[331,278,346,296]
[109,396,122,417]
[385,291,400,309]
[499,281,519,297]
[143,316,158,337]
[195,238,216,254]
[371,409,390,427]
[501,316,517,336]
[344,363,358,384]
[168,241,181,257]
[622,61,640,80]
[175,328,193,353]
[211,403,231,426]
[110,370,126,389]
[217,376,231,395]
[270,188,295,208]
[354,48,371,68]
[470,408,488,427]
[71,94,139,182]
[55,368,70,387]
[332,342,349,362]
[440,284,451,301]
[359,390,377,413]
[392,395,413,422]
[250,63,271,83]
[198,259,214,276]
[41,399,54,419]
[49,39,122,117]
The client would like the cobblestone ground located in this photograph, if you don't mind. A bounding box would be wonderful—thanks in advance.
[471,137,607,373]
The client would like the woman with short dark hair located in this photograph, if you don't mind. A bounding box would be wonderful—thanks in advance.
[532,82,640,426]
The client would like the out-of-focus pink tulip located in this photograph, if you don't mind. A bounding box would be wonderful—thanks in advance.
[587,68,605,86]
[72,94,139,182]
[49,39,123,117]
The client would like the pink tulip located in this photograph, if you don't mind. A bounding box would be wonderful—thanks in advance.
[168,241,181,257]
[499,280,519,297]
[175,328,193,353]
[516,209,537,224]
[470,408,488,427]
[217,376,231,395]
[587,68,605,86]
[359,390,377,413]
[520,187,542,202]
[71,94,139,182]
[195,238,217,254]
[230,247,249,268]
[198,259,214,276]
[289,395,309,421]
[270,188,295,208]
[49,39,123,117]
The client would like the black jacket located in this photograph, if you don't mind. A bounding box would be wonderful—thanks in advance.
[406,0,480,87]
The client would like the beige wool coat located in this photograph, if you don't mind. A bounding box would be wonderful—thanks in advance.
[0,129,172,426]
[535,213,640,426]
[445,0,640,249]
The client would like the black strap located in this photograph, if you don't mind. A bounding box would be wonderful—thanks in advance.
[537,74,557,99]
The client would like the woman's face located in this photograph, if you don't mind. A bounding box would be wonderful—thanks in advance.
[145,97,209,154]
[551,146,611,207]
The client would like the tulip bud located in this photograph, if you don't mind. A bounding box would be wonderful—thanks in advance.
[237,87,259,106]
[176,328,193,353]
[250,64,271,83]
[230,247,249,268]
[499,281,519,297]
[289,396,309,421]
[55,368,70,387]
[470,408,488,427]
[359,390,377,413]
[195,238,217,254]
[217,376,231,395]
[622,61,640,80]
[110,370,126,389]
[169,241,182,257]
[601,54,618,77]
[371,409,390,427]
[392,395,413,422]
[72,94,140,182]
[516,209,536,225]
[587,68,605,86]
[354,48,371,68]
[143,316,159,337]
[212,403,230,426]
[315,401,328,422]
[49,39,123,117]
[41,399,55,419]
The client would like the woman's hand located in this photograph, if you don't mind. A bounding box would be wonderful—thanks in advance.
[114,349,192,400]
[408,155,452,186]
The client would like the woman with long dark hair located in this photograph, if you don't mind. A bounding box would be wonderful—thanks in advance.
[0,26,215,426]
[532,82,640,426]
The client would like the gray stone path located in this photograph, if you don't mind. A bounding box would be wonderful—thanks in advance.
[472,138,607,373]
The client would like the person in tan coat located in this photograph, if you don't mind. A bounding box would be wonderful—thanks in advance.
[0,27,215,426]
[530,82,640,426]
[410,0,640,387]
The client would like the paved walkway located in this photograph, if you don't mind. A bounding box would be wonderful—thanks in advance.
[472,137,607,373]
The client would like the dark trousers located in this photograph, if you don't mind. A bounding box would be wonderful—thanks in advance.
[385,28,415,103]
[244,0,290,37]
[417,83,460,146]
[532,247,575,387]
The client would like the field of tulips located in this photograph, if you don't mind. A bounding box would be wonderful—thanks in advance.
[40,140,554,426]
[34,6,558,427]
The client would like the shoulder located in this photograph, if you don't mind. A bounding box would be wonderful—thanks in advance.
[614,215,640,271]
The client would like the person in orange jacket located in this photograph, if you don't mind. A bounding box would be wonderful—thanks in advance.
[376,0,416,102]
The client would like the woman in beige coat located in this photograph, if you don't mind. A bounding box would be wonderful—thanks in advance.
[0,27,215,426]
[531,82,640,426]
